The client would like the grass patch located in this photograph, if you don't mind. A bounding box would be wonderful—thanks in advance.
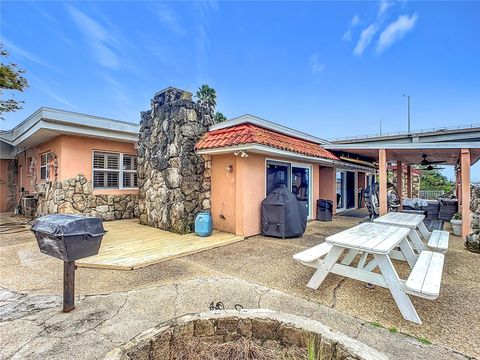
[368,321,383,328]
[416,336,432,345]
[388,326,398,334]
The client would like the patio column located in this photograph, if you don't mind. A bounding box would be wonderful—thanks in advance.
[460,148,471,239]
[406,165,412,198]
[396,161,403,209]
[379,149,388,216]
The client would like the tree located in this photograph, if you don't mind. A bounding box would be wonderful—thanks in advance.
[0,45,28,119]
[195,84,216,111]
[214,111,227,123]
[420,169,454,193]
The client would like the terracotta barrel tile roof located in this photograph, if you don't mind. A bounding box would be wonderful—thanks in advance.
[195,124,339,161]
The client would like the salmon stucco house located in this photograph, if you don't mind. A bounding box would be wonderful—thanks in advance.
[195,115,375,236]
[1,88,376,237]
[0,108,140,219]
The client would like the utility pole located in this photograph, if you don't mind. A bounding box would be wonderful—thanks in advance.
[380,117,383,136]
[402,94,411,134]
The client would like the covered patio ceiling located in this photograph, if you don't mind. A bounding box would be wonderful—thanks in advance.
[324,143,480,165]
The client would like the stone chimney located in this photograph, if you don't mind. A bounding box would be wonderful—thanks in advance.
[137,87,214,234]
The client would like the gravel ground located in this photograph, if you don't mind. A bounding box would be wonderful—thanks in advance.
[0,212,478,358]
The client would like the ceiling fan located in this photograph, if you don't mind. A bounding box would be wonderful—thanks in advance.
[418,154,446,166]
[419,165,445,171]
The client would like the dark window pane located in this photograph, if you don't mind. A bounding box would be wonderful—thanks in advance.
[123,156,132,171]
[107,172,119,187]
[107,155,119,170]
[40,167,47,180]
[93,171,105,188]
[93,153,105,169]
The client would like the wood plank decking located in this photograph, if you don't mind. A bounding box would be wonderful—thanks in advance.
[76,219,243,270]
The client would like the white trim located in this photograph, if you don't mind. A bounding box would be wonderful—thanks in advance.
[92,150,138,190]
[197,143,337,166]
[325,142,480,150]
[5,107,139,148]
[209,114,331,145]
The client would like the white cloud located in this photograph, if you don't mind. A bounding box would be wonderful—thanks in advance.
[343,14,361,42]
[154,5,186,36]
[376,13,418,53]
[378,0,394,17]
[351,14,361,26]
[309,53,326,73]
[29,75,77,109]
[1,38,53,69]
[354,24,378,56]
[67,5,121,70]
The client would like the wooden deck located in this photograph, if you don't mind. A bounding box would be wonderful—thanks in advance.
[76,219,243,270]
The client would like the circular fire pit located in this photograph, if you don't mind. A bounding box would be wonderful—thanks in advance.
[104,309,386,360]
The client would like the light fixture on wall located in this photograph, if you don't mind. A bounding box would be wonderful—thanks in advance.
[233,151,248,158]
[226,165,233,173]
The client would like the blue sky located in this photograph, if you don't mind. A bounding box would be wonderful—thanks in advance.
[2,1,479,179]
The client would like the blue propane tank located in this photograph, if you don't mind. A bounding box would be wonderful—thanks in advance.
[195,211,213,237]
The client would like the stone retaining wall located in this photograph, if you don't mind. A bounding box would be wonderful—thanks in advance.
[104,310,386,360]
[35,174,138,221]
[466,185,480,252]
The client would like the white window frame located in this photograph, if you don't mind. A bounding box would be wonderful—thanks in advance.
[40,152,53,181]
[92,151,138,190]
[122,154,138,189]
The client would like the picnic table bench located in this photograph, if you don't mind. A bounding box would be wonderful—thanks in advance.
[294,222,445,324]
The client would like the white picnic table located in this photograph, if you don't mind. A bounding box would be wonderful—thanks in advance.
[373,211,449,255]
[303,222,443,324]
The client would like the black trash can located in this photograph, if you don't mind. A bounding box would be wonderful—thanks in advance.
[316,199,333,221]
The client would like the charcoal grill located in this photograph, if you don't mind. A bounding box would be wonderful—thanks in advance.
[32,214,105,312]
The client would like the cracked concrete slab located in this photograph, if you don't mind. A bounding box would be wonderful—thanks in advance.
[0,278,468,360]
[1,216,479,358]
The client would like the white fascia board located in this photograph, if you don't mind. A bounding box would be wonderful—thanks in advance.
[325,142,480,150]
[209,114,331,145]
[13,120,138,148]
[41,108,139,134]
[196,143,336,166]
[9,107,139,143]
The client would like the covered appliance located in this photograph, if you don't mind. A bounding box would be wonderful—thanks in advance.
[261,184,307,238]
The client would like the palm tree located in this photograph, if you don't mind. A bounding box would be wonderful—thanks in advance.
[195,84,216,111]
[214,111,227,123]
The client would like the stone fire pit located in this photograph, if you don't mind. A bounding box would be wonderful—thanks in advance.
[104,309,386,360]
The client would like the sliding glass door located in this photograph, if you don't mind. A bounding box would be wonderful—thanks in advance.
[337,170,358,212]
[266,160,312,218]
[292,165,310,216]
[336,171,346,211]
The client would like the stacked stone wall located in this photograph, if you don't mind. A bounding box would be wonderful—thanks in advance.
[387,170,420,198]
[35,174,138,221]
[6,160,18,211]
[137,87,213,234]
[466,185,480,252]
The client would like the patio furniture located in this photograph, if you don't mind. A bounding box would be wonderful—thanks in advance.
[293,222,445,324]
[374,212,449,254]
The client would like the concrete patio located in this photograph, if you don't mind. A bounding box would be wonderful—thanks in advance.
[0,213,478,359]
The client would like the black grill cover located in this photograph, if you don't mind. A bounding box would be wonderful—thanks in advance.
[261,185,307,238]
[32,214,105,261]
[32,214,105,237]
